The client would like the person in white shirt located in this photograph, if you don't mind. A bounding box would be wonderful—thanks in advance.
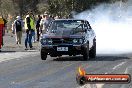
[12,16,23,45]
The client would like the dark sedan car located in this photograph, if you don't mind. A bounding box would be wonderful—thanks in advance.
[40,19,96,60]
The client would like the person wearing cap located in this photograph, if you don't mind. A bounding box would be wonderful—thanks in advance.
[12,16,23,45]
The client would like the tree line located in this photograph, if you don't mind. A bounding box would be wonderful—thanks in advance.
[0,0,127,18]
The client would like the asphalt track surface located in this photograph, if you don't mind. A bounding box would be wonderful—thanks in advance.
[0,33,132,88]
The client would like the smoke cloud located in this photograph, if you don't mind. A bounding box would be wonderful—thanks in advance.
[74,0,132,54]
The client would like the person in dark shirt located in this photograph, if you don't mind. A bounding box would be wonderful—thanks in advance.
[36,15,42,41]
[12,16,23,45]
[24,14,33,50]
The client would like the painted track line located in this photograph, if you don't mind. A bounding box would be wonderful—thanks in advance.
[112,61,126,70]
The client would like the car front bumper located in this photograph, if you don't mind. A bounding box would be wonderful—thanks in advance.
[41,44,87,56]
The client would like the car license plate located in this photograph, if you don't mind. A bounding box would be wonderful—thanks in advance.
[57,47,68,51]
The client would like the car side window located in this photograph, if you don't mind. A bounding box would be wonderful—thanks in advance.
[84,22,88,29]
[86,21,92,29]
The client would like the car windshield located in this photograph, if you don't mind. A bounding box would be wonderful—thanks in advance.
[48,20,86,33]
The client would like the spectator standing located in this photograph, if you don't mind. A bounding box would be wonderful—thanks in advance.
[30,13,36,43]
[40,13,52,35]
[0,16,4,51]
[1,16,7,46]
[12,16,23,45]
[24,13,34,50]
[36,15,42,41]
[2,16,7,37]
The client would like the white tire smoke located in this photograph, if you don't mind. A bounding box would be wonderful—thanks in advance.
[74,0,132,54]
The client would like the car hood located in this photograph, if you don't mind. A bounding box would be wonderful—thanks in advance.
[42,28,85,38]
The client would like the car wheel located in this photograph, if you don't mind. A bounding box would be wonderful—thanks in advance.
[89,39,96,58]
[41,49,47,60]
[83,44,89,61]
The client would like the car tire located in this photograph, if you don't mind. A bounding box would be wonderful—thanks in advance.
[83,44,89,61]
[89,39,96,58]
[41,49,47,60]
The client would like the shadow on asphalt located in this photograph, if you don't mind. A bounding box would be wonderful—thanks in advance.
[53,56,83,61]
[53,55,130,61]
[0,51,16,53]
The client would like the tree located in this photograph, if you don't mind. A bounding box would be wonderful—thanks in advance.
[0,0,18,16]
[37,3,49,14]
[13,0,39,16]
[47,0,125,17]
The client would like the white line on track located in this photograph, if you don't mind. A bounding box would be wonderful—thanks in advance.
[124,68,128,74]
[112,61,126,70]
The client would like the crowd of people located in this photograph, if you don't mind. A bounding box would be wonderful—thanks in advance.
[0,12,72,51]
[12,12,54,50]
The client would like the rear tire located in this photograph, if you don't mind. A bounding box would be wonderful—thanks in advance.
[41,49,47,60]
[89,39,96,58]
[83,44,89,61]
